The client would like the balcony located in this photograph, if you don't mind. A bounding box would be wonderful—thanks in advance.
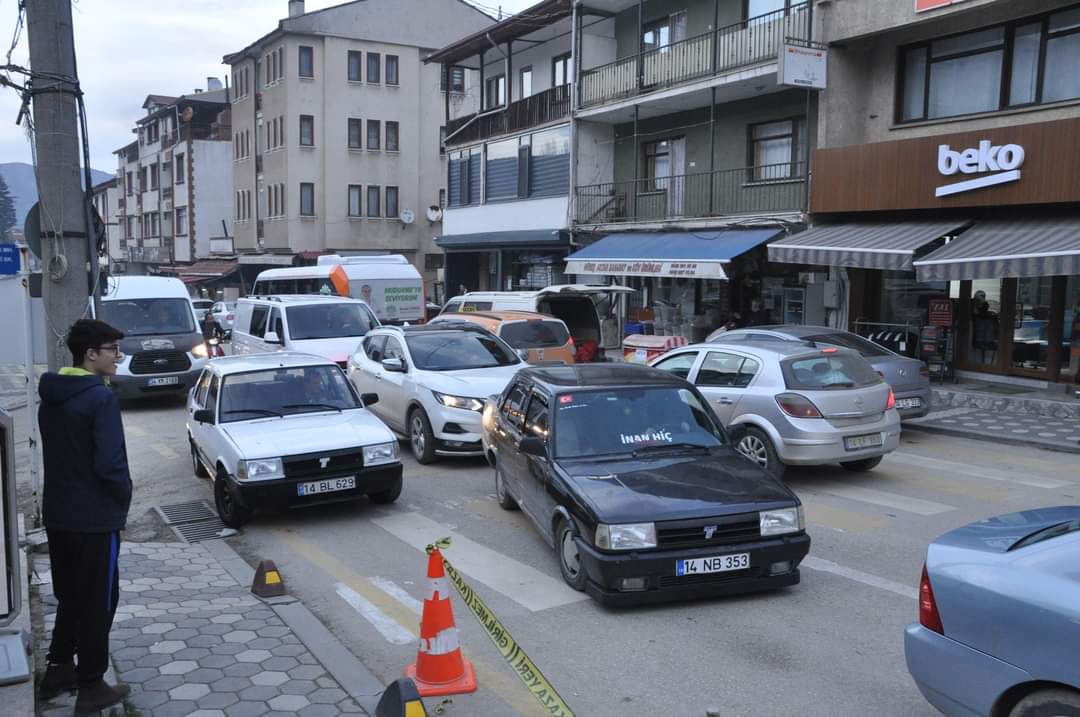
[574,162,806,226]
[579,4,810,110]
[127,245,172,264]
[446,84,571,146]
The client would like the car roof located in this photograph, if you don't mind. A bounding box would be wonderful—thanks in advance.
[726,325,838,338]
[206,352,335,374]
[519,363,689,390]
[686,339,852,359]
[104,276,190,301]
[437,310,566,324]
[373,323,494,336]
[240,295,367,306]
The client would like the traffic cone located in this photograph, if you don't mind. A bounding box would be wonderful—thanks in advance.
[404,547,477,697]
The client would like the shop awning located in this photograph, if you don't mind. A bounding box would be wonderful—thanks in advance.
[767,221,970,270]
[154,259,238,283]
[435,229,570,250]
[564,229,782,280]
[913,218,1080,281]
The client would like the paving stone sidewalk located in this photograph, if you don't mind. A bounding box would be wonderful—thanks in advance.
[906,405,1080,454]
[33,542,369,717]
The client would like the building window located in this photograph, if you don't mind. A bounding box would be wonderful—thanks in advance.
[386,186,399,218]
[299,45,314,78]
[367,52,380,83]
[367,119,380,150]
[485,74,505,109]
[300,182,315,216]
[174,154,185,184]
[348,50,363,82]
[348,184,363,217]
[748,118,806,180]
[448,147,482,207]
[300,114,314,146]
[552,52,572,87]
[643,140,671,191]
[442,65,466,93]
[367,186,381,217]
[139,166,148,193]
[519,66,533,98]
[348,118,362,149]
[439,126,447,155]
[126,171,133,196]
[386,55,399,85]
[126,216,135,239]
[485,137,519,200]
[386,121,399,152]
[149,163,159,191]
[150,212,159,237]
[439,188,447,209]
[175,207,188,235]
[642,11,686,52]
[145,121,160,144]
[528,125,570,197]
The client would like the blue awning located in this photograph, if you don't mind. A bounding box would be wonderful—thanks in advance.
[435,229,570,250]
[565,229,782,279]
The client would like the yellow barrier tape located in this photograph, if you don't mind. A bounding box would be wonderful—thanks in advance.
[432,538,576,717]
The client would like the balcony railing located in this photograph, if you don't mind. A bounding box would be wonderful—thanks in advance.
[579,3,810,109]
[446,84,571,146]
[574,162,806,224]
[127,245,172,264]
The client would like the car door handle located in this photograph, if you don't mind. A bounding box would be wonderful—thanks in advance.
[716,397,734,405]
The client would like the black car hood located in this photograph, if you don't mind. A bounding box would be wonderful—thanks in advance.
[559,448,799,524]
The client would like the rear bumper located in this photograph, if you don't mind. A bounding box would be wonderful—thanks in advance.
[227,463,403,511]
[895,386,932,419]
[776,415,901,465]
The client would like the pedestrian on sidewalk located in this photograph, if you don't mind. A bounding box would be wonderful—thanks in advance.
[36,319,133,715]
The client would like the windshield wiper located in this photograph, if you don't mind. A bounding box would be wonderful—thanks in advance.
[222,408,282,418]
[632,442,713,458]
[281,403,343,413]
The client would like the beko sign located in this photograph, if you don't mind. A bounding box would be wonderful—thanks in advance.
[935,140,1025,197]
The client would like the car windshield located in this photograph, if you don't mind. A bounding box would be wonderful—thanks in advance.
[802,332,892,358]
[553,387,724,459]
[782,353,882,390]
[219,365,360,422]
[406,332,519,371]
[286,304,377,340]
[101,298,195,336]
[500,320,570,349]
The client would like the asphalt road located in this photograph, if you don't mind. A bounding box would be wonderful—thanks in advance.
[110,396,1080,717]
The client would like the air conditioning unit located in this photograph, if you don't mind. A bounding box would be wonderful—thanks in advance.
[163,199,172,211]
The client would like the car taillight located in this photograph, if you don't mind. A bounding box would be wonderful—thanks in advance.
[226,314,234,320]
[919,364,929,377]
[887,388,896,410]
[775,393,822,418]
[919,564,944,634]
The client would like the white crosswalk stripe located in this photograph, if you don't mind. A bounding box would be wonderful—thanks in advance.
[806,481,955,515]
[802,557,918,600]
[370,576,423,615]
[334,582,415,645]
[887,451,1069,489]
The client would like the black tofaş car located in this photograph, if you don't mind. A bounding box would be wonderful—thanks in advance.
[483,363,811,606]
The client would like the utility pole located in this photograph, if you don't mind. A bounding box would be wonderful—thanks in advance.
[25,0,93,371]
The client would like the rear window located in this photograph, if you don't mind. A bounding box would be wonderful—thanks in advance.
[499,320,569,349]
[803,333,892,358]
[782,352,881,390]
[1009,520,1080,551]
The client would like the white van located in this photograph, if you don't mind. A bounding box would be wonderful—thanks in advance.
[439,285,634,358]
[252,255,424,324]
[231,295,380,368]
[100,276,210,399]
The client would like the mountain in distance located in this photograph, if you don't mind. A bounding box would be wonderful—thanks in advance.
[0,162,115,228]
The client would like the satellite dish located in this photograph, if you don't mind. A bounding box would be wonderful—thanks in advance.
[426,205,443,223]
[399,209,415,225]
[180,106,194,122]
[24,202,40,259]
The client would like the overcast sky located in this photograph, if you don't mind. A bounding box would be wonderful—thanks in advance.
[0,0,531,172]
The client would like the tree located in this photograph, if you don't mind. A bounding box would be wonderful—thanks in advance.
[0,173,15,239]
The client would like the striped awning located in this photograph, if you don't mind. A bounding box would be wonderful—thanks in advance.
[768,221,970,270]
[914,218,1080,281]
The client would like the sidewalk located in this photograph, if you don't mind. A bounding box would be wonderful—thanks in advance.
[32,539,385,717]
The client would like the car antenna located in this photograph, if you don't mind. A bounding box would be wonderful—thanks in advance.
[804,338,817,348]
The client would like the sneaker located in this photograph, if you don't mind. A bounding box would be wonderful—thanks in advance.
[74,680,131,716]
[37,661,77,700]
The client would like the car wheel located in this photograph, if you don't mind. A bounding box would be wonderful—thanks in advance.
[190,440,208,478]
[214,471,251,529]
[556,518,587,592]
[736,427,786,480]
[494,462,518,511]
[368,476,403,505]
[409,408,437,464]
[1009,688,1080,717]
[840,456,883,472]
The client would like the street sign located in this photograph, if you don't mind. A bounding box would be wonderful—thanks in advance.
[778,43,827,90]
[0,244,18,275]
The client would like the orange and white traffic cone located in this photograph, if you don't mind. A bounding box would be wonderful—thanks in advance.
[404,547,477,697]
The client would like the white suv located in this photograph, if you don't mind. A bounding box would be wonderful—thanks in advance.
[187,352,402,527]
[347,324,523,463]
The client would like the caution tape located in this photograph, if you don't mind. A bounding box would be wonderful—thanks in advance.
[427,538,575,717]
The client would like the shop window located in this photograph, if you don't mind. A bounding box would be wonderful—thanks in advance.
[969,280,1003,367]
[1012,276,1055,373]
[749,118,806,181]
[1064,277,1080,382]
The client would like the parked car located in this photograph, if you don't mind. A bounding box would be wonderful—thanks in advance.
[650,340,900,479]
[905,506,1080,717]
[705,325,931,418]
[347,324,523,463]
[231,295,379,368]
[481,363,810,605]
[210,301,237,337]
[187,352,402,527]
[192,299,215,324]
[100,276,210,400]
[429,310,576,365]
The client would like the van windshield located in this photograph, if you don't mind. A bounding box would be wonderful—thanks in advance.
[287,304,377,340]
[101,298,195,336]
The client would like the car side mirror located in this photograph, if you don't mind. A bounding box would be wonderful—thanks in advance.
[516,349,530,361]
[264,330,281,345]
[518,436,547,458]
[193,408,214,424]
[361,392,379,407]
[382,358,406,373]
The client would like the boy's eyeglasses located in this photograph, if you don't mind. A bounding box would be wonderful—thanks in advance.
[95,344,122,354]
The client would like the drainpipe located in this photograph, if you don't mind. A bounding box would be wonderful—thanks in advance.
[637,0,644,92]
[569,0,580,232]
[709,86,716,216]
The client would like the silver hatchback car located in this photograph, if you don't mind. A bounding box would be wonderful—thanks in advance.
[650,340,901,479]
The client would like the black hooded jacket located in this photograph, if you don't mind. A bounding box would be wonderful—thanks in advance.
[38,372,132,532]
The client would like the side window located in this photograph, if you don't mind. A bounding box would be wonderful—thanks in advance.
[501,384,528,429]
[268,308,284,339]
[652,351,698,379]
[384,337,405,362]
[250,305,269,337]
[206,375,221,420]
[193,369,212,406]
[524,394,549,439]
[698,352,746,387]
[364,335,387,362]
[735,357,760,388]
[441,301,462,314]
[461,301,493,312]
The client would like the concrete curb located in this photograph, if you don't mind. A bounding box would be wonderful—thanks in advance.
[904,421,1080,455]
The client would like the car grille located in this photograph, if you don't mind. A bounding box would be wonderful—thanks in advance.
[130,351,191,375]
[658,568,758,588]
[283,448,365,479]
[655,512,760,550]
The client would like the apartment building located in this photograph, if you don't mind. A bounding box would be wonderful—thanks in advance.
[114,85,233,277]
[222,0,493,295]
[432,0,823,337]
[767,0,1080,386]
[91,177,123,273]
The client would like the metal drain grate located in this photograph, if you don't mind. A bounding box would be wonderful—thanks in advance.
[155,501,229,543]
[173,518,230,543]
[157,500,215,525]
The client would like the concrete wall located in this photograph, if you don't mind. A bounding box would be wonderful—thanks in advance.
[576,120,616,188]
[191,140,233,260]
[819,0,1050,44]
[443,196,570,234]
[610,0,743,62]
[479,32,571,103]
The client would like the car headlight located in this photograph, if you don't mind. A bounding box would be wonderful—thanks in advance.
[236,458,284,482]
[432,391,484,412]
[363,442,399,466]
[595,523,657,550]
[192,343,209,358]
[760,507,804,536]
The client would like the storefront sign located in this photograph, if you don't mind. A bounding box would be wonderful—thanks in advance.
[565,259,727,280]
[936,141,1025,197]
[927,298,954,328]
[916,0,972,12]
[778,44,827,90]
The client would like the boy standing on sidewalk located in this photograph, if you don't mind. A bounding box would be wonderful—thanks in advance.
[36,319,133,715]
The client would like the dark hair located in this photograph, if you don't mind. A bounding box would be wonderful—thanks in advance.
[66,319,125,365]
